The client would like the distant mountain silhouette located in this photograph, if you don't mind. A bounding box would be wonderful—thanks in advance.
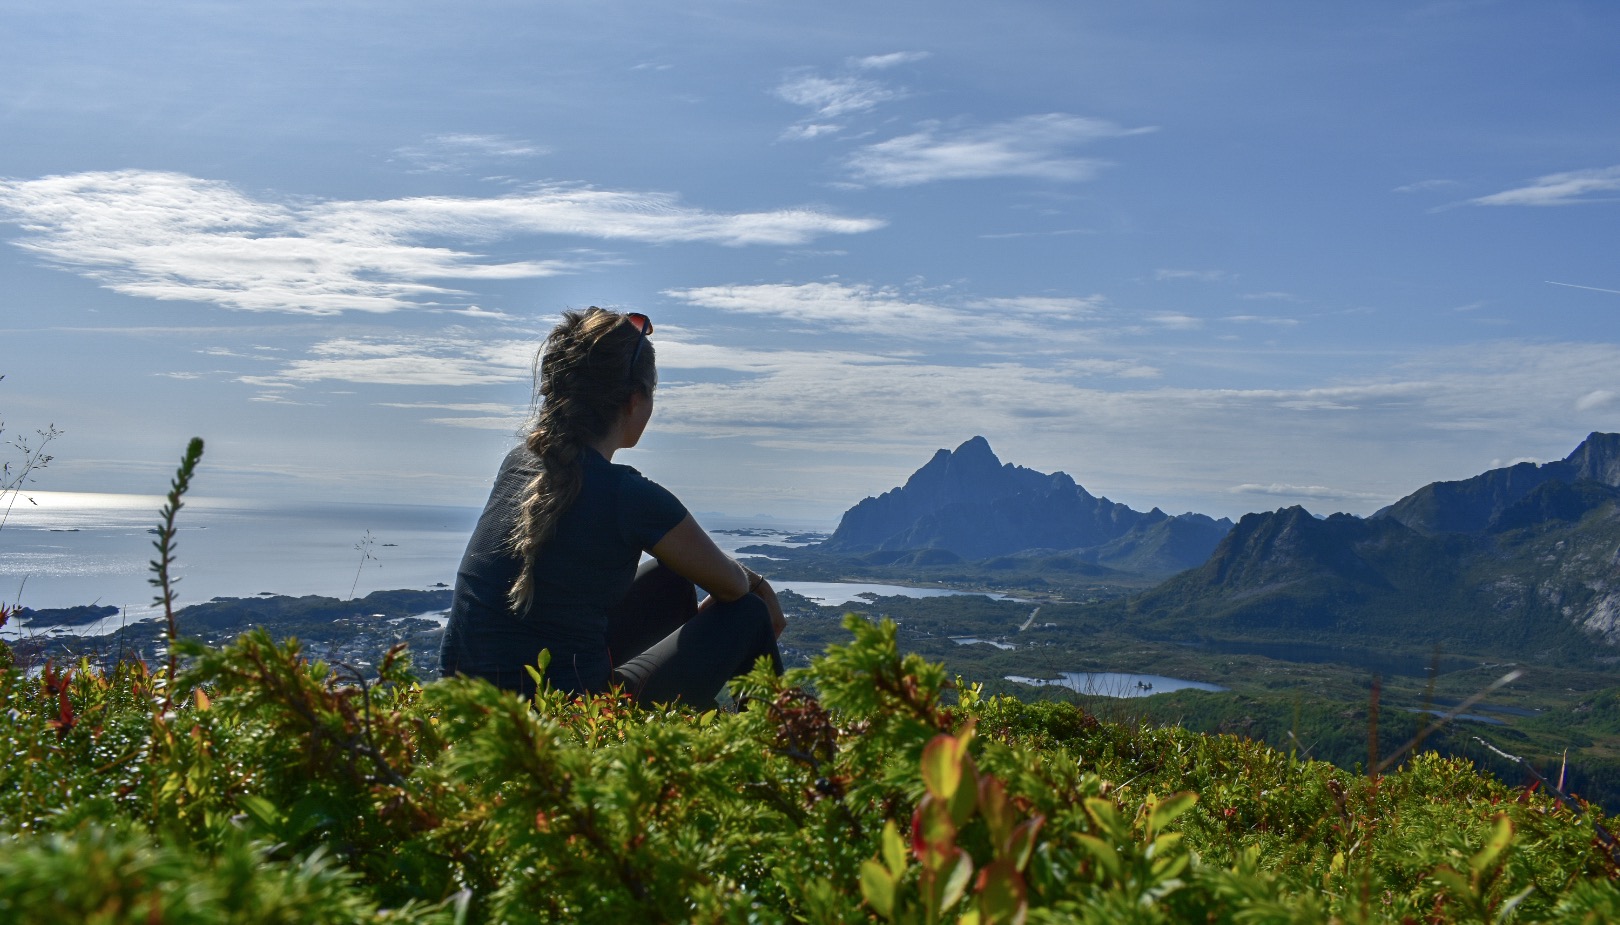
[1375,432,1620,534]
[1133,432,1620,660]
[819,437,1231,573]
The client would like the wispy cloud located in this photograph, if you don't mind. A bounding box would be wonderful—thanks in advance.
[1392,178,1458,193]
[1154,268,1229,282]
[849,51,930,70]
[1222,315,1299,326]
[251,334,537,388]
[391,134,547,173]
[1145,313,1202,330]
[775,74,901,119]
[843,114,1155,187]
[377,401,519,413]
[0,170,883,314]
[977,228,1093,240]
[774,69,906,140]
[1575,390,1616,412]
[378,400,527,431]
[1469,165,1620,206]
[1229,482,1386,502]
[1546,280,1620,295]
[782,123,843,141]
[664,281,1107,344]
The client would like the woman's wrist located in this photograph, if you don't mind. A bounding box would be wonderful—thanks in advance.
[741,565,765,594]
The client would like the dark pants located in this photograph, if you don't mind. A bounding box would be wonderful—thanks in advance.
[606,559,783,709]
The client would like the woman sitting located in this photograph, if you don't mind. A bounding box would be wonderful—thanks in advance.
[439,307,785,707]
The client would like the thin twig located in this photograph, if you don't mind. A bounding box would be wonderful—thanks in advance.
[1375,668,1524,775]
[1472,736,1620,868]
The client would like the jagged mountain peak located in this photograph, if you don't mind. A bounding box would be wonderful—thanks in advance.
[1375,432,1620,536]
[819,438,1228,569]
[1567,431,1620,486]
[902,435,1012,496]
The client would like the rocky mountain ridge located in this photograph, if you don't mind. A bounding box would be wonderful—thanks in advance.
[1134,432,1620,660]
[817,436,1232,574]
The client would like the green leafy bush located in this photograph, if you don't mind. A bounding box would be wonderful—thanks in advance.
[2,612,1618,923]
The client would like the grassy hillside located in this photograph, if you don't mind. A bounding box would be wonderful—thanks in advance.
[1130,499,1620,662]
[1,615,1618,923]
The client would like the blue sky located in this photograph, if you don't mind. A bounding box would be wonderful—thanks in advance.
[2,0,1617,525]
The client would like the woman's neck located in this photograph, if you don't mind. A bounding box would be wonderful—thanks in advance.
[587,432,620,461]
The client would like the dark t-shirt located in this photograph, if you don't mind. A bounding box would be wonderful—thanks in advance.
[439,444,688,696]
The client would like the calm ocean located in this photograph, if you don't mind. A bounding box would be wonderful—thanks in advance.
[2,491,484,619]
[1,491,854,629]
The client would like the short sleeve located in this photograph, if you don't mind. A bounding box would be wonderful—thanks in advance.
[615,468,690,550]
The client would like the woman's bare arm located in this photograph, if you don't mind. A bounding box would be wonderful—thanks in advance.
[650,515,788,637]
[648,514,750,600]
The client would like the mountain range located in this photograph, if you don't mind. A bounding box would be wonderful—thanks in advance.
[791,431,1620,661]
[816,436,1233,575]
[1133,432,1620,660]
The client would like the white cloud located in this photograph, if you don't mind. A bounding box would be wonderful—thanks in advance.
[849,51,930,70]
[1229,483,1386,503]
[379,401,527,431]
[1146,313,1202,329]
[391,134,547,173]
[0,170,884,315]
[664,281,1109,344]
[666,282,940,337]
[1154,268,1228,282]
[378,401,519,413]
[260,334,537,387]
[1546,280,1620,296]
[1222,315,1299,326]
[969,295,1107,319]
[1392,179,1458,193]
[782,123,842,141]
[1469,165,1620,206]
[1576,390,1616,412]
[1055,358,1161,379]
[775,74,901,119]
[843,114,1155,187]
[977,228,1093,239]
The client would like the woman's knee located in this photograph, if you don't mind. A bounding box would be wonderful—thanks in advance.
[730,593,772,631]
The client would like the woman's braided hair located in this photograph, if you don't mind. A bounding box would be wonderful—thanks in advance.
[507,307,656,612]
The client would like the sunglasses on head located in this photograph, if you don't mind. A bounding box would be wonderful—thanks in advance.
[625,312,653,383]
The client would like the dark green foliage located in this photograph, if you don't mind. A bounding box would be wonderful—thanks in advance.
[1,614,1617,922]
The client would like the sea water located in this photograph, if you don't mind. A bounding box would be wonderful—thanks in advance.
[1,492,1006,636]
[1,491,482,621]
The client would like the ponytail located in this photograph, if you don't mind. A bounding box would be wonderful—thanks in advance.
[507,307,655,612]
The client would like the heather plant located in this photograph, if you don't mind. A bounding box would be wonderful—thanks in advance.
[0,443,1618,923]
[350,529,381,600]
[1,376,63,666]
[0,374,63,534]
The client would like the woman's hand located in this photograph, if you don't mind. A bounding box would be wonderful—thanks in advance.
[751,577,788,639]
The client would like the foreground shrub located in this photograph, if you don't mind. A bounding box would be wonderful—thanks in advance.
[0,613,1617,922]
